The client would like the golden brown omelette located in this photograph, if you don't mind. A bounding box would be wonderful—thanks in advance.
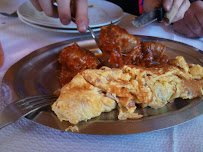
[52,56,203,124]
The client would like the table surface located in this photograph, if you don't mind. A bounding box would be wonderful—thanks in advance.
[0,9,203,152]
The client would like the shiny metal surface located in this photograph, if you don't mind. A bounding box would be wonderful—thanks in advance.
[132,10,157,27]
[71,17,100,47]
[0,95,57,129]
[88,26,100,47]
[2,36,203,135]
[132,8,165,27]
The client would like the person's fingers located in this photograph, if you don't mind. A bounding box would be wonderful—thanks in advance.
[163,0,173,11]
[173,20,197,38]
[57,0,71,25]
[172,0,190,23]
[196,14,203,29]
[162,21,169,26]
[184,10,203,37]
[30,0,43,11]
[195,2,203,35]
[75,0,89,33]
[193,15,203,37]
[38,0,58,17]
[164,0,185,24]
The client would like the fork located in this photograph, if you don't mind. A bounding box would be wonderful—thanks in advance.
[71,17,100,47]
[0,95,57,129]
[87,26,100,48]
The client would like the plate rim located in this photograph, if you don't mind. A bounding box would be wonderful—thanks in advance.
[17,0,124,29]
[18,14,120,33]
[18,15,102,33]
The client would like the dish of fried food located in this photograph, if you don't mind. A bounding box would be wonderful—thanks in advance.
[52,25,203,125]
[59,25,168,87]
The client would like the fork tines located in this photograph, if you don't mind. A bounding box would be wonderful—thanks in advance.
[15,95,57,111]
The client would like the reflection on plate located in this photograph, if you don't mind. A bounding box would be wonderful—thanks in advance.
[17,0,124,29]
[18,15,120,33]
[2,36,203,135]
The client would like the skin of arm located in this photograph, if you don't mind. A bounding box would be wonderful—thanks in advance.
[173,1,203,38]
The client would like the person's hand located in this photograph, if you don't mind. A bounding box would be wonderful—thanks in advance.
[143,0,190,24]
[30,0,89,33]
[173,1,203,38]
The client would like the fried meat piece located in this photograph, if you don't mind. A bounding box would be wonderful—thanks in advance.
[52,56,203,124]
[99,25,141,54]
[141,41,166,59]
[99,25,141,67]
[141,41,168,67]
[98,25,168,68]
[59,43,100,86]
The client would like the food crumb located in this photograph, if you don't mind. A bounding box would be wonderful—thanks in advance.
[65,126,79,132]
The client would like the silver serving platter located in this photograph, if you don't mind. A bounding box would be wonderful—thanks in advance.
[2,35,203,135]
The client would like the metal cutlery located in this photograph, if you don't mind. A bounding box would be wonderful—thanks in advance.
[0,95,57,129]
[71,17,100,47]
[131,7,166,27]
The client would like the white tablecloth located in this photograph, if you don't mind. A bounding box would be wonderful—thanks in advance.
[0,3,203,152]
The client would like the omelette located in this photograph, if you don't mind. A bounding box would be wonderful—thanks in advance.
[52,56,203,124]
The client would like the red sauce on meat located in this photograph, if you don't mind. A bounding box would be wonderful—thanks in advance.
[99,25,168,68]
[59,43,100,86]
[58,25,169,86]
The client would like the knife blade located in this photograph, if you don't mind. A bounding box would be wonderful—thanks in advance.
[131,7,166,27]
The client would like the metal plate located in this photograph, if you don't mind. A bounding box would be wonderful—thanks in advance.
[1,36,203,135]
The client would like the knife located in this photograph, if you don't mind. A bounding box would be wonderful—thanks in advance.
[131,7,166,27]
